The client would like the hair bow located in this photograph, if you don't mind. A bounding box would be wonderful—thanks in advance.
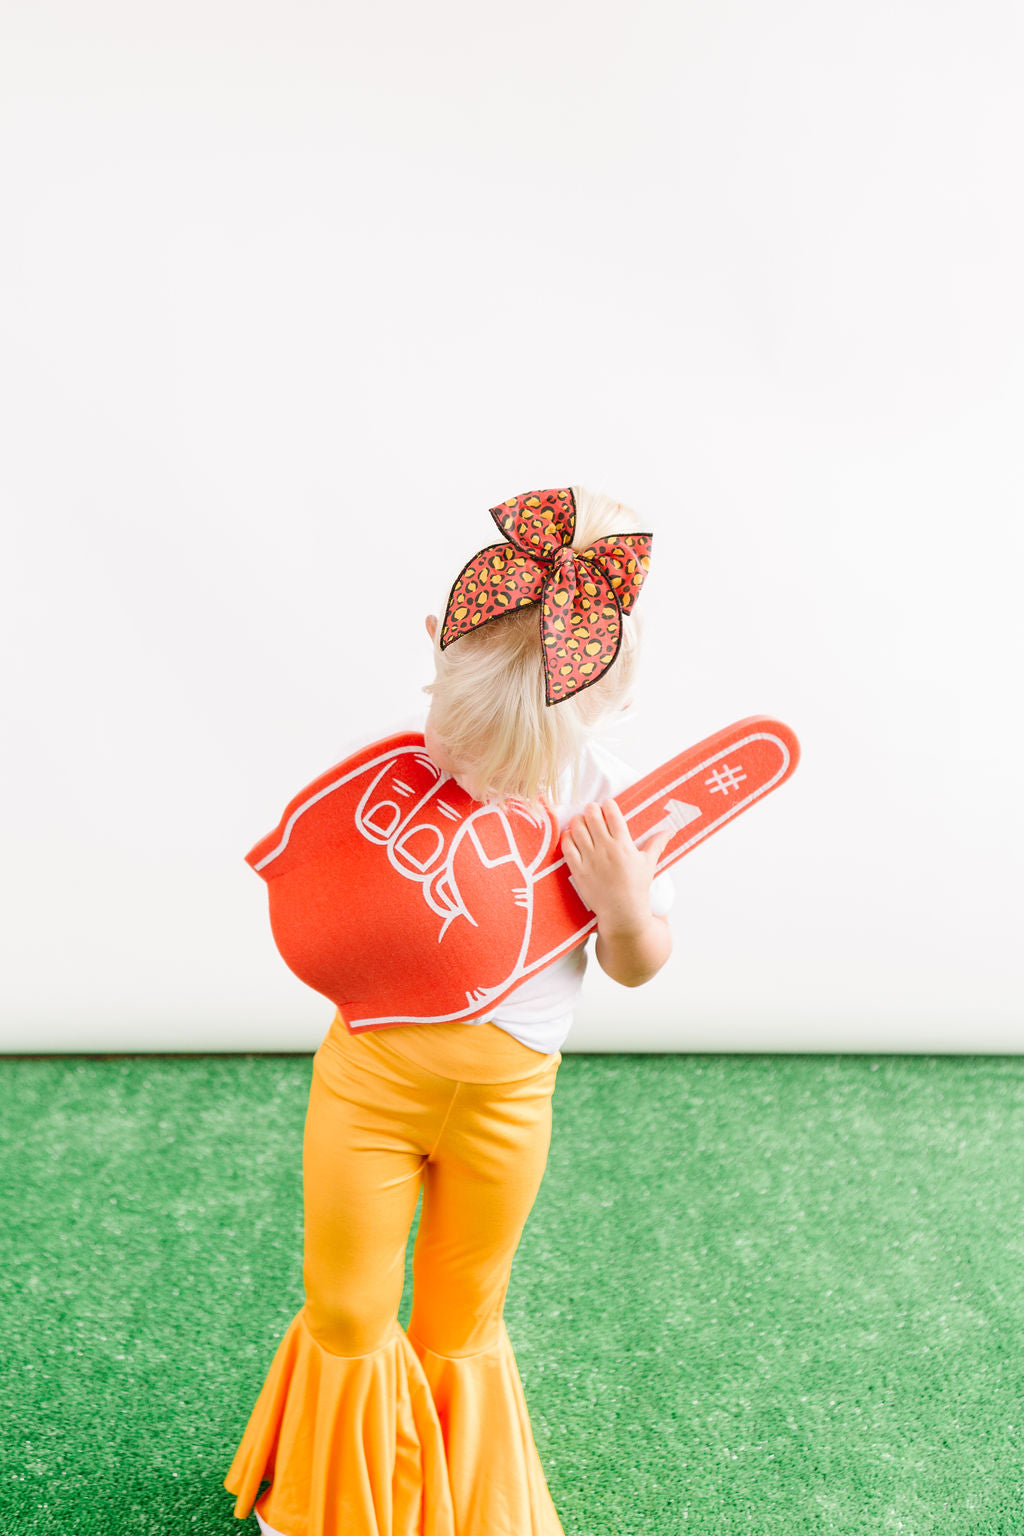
[440,487,653,706]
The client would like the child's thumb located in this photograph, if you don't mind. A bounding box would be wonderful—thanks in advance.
[646,824,674,870]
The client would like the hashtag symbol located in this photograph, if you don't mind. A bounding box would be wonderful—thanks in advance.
[705,762,747,795]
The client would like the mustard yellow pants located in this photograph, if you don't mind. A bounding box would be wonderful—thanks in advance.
[224,1008,565,1536]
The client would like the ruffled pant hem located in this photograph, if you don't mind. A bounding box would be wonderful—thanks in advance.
[223,1307,564,1536]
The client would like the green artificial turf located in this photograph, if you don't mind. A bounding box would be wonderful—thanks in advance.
[1,1049,1022,1535]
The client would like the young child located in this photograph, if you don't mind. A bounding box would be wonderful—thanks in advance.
[224,485,676,1536]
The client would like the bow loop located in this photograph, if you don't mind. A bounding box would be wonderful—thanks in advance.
[490,489,575,561]
[441,487,653,705]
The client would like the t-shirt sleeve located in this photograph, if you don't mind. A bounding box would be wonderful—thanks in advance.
[649,871,675,917]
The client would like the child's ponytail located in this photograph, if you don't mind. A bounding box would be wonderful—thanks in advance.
[421,485,651,811]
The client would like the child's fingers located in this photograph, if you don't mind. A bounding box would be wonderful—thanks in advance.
[588,804,614,842]
[599,799,632,839]
[602,799,667,857]
[570,809,597,848]
[568,817,592,854]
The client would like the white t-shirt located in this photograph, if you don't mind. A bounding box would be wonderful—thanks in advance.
[484,734,675,1054]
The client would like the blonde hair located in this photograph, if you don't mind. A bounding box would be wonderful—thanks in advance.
[421,484,649,812]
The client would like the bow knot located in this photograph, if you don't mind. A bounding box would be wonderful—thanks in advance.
[440,487,653,706]
[550,545,579,591]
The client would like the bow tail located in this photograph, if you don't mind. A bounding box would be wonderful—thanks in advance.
[540,557,622,705]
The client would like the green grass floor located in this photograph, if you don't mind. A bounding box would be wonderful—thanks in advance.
[2,1049,1022,1535]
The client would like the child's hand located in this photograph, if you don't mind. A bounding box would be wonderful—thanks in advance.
[561,799,673,931]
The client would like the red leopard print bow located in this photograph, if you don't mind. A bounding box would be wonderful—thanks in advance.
[440,487,653,705]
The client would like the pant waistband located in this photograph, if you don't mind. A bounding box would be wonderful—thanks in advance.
[328,1009,561,1085]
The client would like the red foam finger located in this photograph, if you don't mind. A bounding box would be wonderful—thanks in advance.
[614,716,800,876]
[246,715,799,1030]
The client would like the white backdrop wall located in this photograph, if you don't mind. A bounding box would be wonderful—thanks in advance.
[1,1,1020,1053]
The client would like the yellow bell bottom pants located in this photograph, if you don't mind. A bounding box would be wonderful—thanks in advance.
[223,1007,565,1536]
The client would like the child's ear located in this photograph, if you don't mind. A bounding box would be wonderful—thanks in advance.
[425,614,438,642]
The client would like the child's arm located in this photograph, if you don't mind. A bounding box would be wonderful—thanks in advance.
[562,800,674,988]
